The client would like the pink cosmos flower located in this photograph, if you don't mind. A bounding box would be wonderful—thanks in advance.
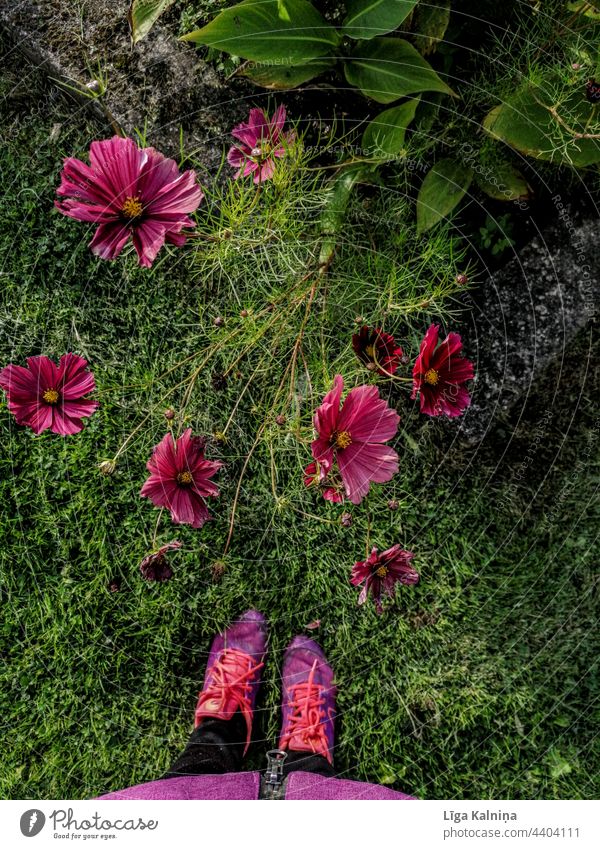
[352,325,404,376]
[412,324,474,417]
[351,545,418,614]
[140,429,222,528]
[55,135,203,268]
[0,354,98,435]
[227,105,296,184]
[304,374,400,505]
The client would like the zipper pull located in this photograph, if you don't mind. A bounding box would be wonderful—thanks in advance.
[265,749,287,786]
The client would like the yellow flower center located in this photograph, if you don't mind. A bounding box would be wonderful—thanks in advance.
[335,430,352,449]
[177,470,193,486]
[424,368,439,386]
[365,344,375,358]
[42,389,59,404]
[121,196,143,219]
[376,565,388,578]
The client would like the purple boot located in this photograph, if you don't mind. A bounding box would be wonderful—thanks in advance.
[278,636,336,765]
[194,609,267,754]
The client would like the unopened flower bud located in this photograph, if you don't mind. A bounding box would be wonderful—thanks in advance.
[354,315,364,324]
[164,407,176,421]
[400,354,410,366]
[571,62,581,70]
[456,273,469,286]
[211,560,226,582]
[86,79,102,94]
[366,362,377,371]
[108,579,120,593]
[388,499,399,511]
[341,512,353,528]
[275,414,286,426]
[240,309,249,318]
[213,316,224,327]
[99,459,116,476]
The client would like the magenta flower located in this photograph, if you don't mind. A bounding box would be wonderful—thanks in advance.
[227,105,296,184]
[0,354,98,435]
[351,545,418,614]
[139,541,182,582]
[303,460,344,503]
[411,324,474,417]
[304,374,400,505]
[140,429,222,528]
[55,135,203,268]
[352,325,404,376]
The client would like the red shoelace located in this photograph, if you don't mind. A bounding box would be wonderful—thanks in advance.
[195,648,263,754]
[280,660,333,763]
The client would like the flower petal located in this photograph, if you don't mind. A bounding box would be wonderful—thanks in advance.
[338,442,399,504]
[89,222,132,261]
[337,384,399,443]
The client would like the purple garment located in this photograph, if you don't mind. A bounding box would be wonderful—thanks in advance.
[97,771,415,801]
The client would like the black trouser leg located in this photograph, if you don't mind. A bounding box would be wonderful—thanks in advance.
[282,750,336,778]
[163,712,247,777]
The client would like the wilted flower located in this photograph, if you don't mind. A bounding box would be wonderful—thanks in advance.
[140,541,182,582]
[227,105,296,184]
[303,460,344,503]
[55,135,203,268]
[211,560,226,582]
[0,353,98,435]
[99,459,116,476]
[140,429,222,528]
[351,545,418,614]
[586,79,600,103]
[411,324,474,418]
[352,326,403,376]
[304,374,399,505]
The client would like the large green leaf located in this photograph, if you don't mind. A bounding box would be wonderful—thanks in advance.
[361,98,419,157]
[342,0,418,40]
[128,0,177,43]
[181,0,340,63]
[319,164,376,270]
[475,162,531,202]
[344,38,456,104]
[416,158,473,235]
[411,0,451,55]
[238,57,336,89]
[483,84,600,167]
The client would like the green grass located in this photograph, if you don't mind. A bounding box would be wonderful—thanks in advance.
[0,56,598,801]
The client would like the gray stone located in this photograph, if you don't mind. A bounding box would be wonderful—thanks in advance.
[0,0,249,165]
[455,208,599,444]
